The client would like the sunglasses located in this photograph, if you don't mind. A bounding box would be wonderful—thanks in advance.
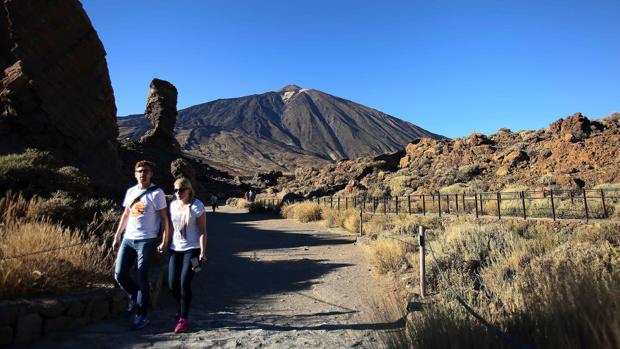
[174,188,188,193]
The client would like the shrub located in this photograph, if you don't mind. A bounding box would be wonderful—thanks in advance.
[235,198,250,208]
[456,164,482,182]
[281,202,322,222]
[0,149,90,197]
[388,176,414,196]
[370,237,416,273]
[343,210,360,234]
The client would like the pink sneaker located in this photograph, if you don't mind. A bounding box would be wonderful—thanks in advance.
[174,317,188,333]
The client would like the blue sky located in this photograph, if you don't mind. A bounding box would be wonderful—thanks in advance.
[83,0,620,138]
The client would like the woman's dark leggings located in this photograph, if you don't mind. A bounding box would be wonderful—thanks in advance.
[168,249,200,319]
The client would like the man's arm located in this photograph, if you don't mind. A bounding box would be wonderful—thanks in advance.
[157,208,170,253]
[197,212,207,262]
[113,207,130,251]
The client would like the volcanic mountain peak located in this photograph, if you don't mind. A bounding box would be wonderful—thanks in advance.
[118,85,442,175]
[278,84,302,92]
[278,84,309,103]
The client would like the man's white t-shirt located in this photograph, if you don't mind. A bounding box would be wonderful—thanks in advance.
[122,184,167,240]
[170,199,206,251]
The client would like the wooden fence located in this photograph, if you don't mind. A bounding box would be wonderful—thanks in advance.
[258,188,620,222]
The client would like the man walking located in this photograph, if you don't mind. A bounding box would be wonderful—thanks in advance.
[113,160,170,330]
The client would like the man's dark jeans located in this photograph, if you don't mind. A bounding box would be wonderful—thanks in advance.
[114,238,157,316]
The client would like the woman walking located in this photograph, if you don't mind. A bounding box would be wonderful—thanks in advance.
[168,177,207,333]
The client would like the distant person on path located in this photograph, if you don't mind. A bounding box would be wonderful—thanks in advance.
[210,194,218,212]
[168,177,207,333]
[248,189,255,202]
[113,160,170,330]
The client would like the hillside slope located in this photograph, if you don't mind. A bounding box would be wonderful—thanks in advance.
[118,84,441,175]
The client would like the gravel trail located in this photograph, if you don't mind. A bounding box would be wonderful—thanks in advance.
[31,206,400,348]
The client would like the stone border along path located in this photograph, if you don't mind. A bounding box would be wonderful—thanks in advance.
[30,206,402,349]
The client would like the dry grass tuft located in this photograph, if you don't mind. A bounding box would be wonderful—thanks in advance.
[342,210,360,233]
[281,202,322,222]
[370,237,416,273]
[235,198,250,208]
[0,218,113,300]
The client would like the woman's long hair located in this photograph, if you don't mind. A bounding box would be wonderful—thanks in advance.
[174,177,195,237]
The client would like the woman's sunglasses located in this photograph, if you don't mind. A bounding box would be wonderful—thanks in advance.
[174,188,188,193]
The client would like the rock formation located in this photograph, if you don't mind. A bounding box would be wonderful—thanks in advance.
[0,0,122,184]
[140,79,180,151]
[271,112,620,198]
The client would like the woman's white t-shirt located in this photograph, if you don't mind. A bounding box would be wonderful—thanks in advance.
[170,199,206,251]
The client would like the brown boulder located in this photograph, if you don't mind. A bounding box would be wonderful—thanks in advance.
[466,132,494,146]
[0,0,122,183]
[140,79,180,151]
[503,150,529,167]
[549,112,591,141]
[399,155,410,169]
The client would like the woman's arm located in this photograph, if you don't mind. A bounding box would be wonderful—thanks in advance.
[197,212,207,262]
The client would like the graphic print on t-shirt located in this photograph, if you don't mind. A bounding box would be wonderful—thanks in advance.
[131,201,145,217]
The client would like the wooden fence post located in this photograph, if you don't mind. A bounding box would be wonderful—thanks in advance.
[384,197,387,215]
[455,193,459,217]
[462,193,466,214]
[550,190,556,221]
[359,208,363,236]
[337,197,341,210]
[330,196,333,209]
[345,197,348,210]
[479,193,484,216]
[408,195,412,215]
[474,193,479,219]
[446,194,450,215]
[496,192,501,220]
[438,192,442,217]
[422,194,426,216]
[419,225,426,298]
[395,196,399,215]
[583,189,589,222]
[601,190,608,219]
[521,191,527,220]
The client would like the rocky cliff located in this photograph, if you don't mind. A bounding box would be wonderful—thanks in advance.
[0,0,122,184]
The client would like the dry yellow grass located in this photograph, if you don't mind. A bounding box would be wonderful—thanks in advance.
[342,210,360,233]
[0,192,114,300]
[281,202,322,222]
[370,237,416,273]
[376,217,620,348]
[0,219,113,300]
[235,198,250,208]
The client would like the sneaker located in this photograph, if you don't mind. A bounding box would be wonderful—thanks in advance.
[174,318,188,333]
[131,315,150,330]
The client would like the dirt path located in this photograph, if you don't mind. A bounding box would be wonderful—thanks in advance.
[31,206,400,348]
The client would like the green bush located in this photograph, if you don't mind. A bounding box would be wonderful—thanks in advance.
[0,149,90,197]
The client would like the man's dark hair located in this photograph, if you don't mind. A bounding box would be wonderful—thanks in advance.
[135,160,155,172]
